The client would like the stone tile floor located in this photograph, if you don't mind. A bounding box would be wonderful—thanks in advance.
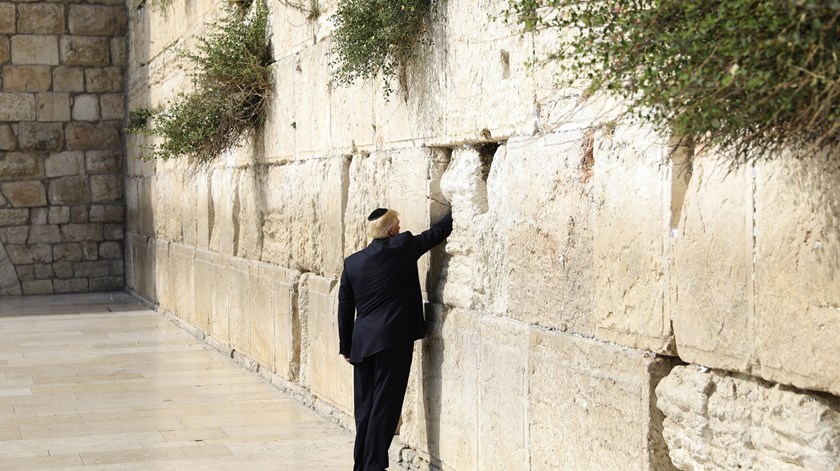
[0,292,368,470]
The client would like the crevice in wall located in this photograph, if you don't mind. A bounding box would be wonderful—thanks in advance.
[476,142,499,183]
[669,136,694,230]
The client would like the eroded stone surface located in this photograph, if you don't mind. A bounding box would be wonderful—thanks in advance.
[656,365,840,471]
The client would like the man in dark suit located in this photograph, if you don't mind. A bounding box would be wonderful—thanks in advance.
[338,207,453,471]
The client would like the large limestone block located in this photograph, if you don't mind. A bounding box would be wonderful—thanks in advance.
[670,155,754,372]
[167,243,195,322]
[261,157,347,277]
[442,0,534,141]
[656,365,840,471]
[18,122,63,152]
[753,157,840,395]
[594,125,678,353]
[0,4,14,34]
[11,36,59,65]
[401,306,479,471]
[36,93,71,122]
[478,316,528,471]
[235,167,263,260]
[249,262,298,375]
[60,36,111,66]
[17,4,65,34]
[3,65,52,92]
[293,41,331,159]
[68,5,128,36]
[2,180,46,207]
[228,257,255,356]
[303,274,353,414]
[153,238,169,307]
[193,249,220,334]
[153,170,184,242]
[126,176,154,236]
[126,232,156,301]
[208,168,237,254]
[270,1,315,58]
[65,122,120,150]
[0,152,44,181]
[329,68,374,155]
[142,0,216,62]
[529,327,675,470]
[262,57,297,163]
[0,93,36,120]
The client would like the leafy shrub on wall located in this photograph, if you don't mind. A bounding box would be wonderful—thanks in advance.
[506,0,840,163]
[128,2,272,163]
[330,0,433,97]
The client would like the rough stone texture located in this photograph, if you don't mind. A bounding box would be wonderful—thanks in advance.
[72,94,100,121]
[99,94,124,121]
[89,204,124,223]
[60,36,111,66]
[0,4,15,34]
[3,65,52,92]
[90,175,122,202]
[0,209,29,227]
[17,4,64,34]
[68,5,127,36]
[48,176,88,205]
[0,93,37,120]
[126,232,155,302]
[36,93,71,122]
[261,158,347,276]
[0,125,15,150]
[671,155,755,372]
[2,180,46,207]
[0,152,44,180]
[86,150,121,175]
[45,151,84,177]
[594,125,678,353]
[528,327,675,470]
[11,36,59,65]
[85,67,123,93]
[656,365,840,471]
[65,122,120,150]
[53,67,85,92]
[48,206,70,224]
[18,122,63,151]
[305,274,353,415]
[753,157,840,395]
[0,37,8,65]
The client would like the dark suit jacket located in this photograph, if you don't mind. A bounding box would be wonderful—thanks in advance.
[338,213,453,363]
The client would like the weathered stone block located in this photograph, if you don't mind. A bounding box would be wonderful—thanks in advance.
[166,243,195,322]
[226,256,253,355]
[86,150,121,175]
[48,176,88,205]
[262,57,297,162]
[17,4,64,34]
[52,262,74,279]
[98,241,121,259]
[54,278,88,293]
[72,94,100,121]
[126,233,155,301]
[70,205,88,223]
[48,206,70,224]
[402,307,479,471]
[82,241,98,260]
[528,327,674,470]
[103,223,122,240]
[753,157,840,395]
[0,37,8,65]
[671,156,754,372]
[28,224,60,244]
[53,67,85,92]
[100,94,124,121]
[60,36,110,66]
[85,67,123,93]
[6,244,33,264]
[0,152,43,181]
[304,274,353,414]
[29,207,47,224]
[18,122,64,152]
[74,260,110,277]
[16,264,34,281]
[4,65,52,92]
[0,4,15,33]
[193,249,227,339]
[248,261,279,369]
[61,223,103,242]
[292,41,331,158]
[2,180,46,207]
[89,204,124,223]
[29,245,51,263]
[65,122,120,150]
[0,226,29,244]
[36,92,71,122]
[68,5,127,36]
[0,125,15,151]
[594,125,677,353]
[90,175,122,202]
[110,38,127,66]
[261,157,347,277]
[22,279,52,295]
[32,261,54,278]
[88,275,122,291]
[0,209,29,226]
[45,151,84,177]
[53,242,82,262]
[0,93,36,120]
[11,36,59,65]
[657,365,840,471]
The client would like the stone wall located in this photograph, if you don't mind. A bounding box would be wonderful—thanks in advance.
[126,0,840,470]
[0,0,127,295]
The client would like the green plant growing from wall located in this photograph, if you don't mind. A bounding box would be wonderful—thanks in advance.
[127,1,273,163]
[505,0,840,164]
[330,0,433,98]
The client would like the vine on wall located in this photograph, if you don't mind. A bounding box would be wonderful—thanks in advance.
[505,0,840,163]
[128,1,272,163]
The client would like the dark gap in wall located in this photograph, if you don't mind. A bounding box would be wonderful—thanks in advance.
[580,130,595,184]
[477,142,500,183]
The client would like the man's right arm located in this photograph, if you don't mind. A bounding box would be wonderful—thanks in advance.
[411,212,453,258]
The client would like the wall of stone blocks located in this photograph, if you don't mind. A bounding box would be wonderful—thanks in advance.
[125,0,840,470]
[0,0,127,295]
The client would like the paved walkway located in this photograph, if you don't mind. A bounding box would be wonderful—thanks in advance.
[0,293,361,470]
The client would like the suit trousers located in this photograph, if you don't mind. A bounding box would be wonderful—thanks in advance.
[353,342,414,471]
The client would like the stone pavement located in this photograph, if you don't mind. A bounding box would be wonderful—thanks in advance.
[0,292,380,470]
